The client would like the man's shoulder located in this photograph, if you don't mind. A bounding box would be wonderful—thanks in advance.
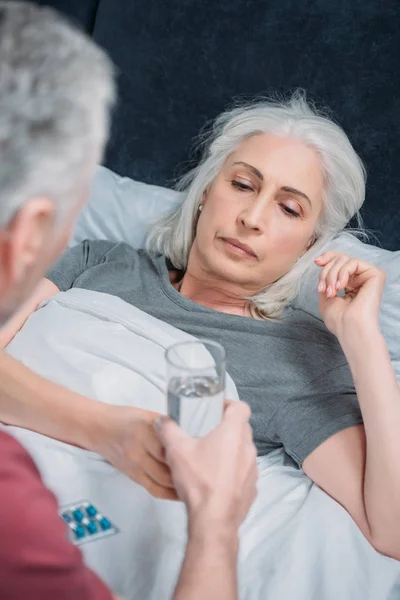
[0,433,113,598]
[0,430,38,470]
[0,430,44,499]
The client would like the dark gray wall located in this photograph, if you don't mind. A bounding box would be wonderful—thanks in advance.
[37,0,400,249]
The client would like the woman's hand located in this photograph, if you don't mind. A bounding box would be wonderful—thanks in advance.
[93,405,178,500]
[315,251,386,339]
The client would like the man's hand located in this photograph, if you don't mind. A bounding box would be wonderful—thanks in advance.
[154,401,258,531]
[93,405,178,500]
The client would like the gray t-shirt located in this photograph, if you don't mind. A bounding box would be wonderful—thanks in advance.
[47,240,363,466]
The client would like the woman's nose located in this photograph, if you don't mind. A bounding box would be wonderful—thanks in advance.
[239,204,265,232]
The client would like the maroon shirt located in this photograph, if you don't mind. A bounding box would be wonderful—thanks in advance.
[0,430,113,600]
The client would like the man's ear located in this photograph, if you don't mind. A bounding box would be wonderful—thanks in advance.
[4,197,56,285]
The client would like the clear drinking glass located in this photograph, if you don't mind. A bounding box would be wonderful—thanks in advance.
[165,339,226,437]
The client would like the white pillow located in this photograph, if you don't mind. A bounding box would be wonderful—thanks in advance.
[70,165,183,249]
[71,166,400,380]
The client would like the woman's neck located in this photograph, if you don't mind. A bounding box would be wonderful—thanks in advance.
[170,269,251,317]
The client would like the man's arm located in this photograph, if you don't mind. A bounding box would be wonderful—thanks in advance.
[155,402,258,600]
[173,521,239,600]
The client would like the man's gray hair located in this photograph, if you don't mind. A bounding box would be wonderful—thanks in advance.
[146,92,366,320]
[0,1,116,227]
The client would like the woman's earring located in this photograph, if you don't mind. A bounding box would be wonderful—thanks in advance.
[198,205,203,212]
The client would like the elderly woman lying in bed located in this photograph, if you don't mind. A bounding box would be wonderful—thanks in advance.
[1,93,399,559]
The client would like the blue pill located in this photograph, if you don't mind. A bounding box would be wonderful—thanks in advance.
[86,520,97,535]
[61,513,72,523]
[73,525,85,539]
[85,504,97,517]
[99,517,111,531]
[72,509,84,522]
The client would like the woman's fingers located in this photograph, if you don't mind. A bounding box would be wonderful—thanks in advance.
[144,423,167,463]
[139,427,176,488]
[315,251,339,266]
[329,257,357,292]
[335,259,360,291]
[134,468,179,500]
[317,259,335,293]
[325,257,350,296]
[316,253,384,299]
[141,449,176,489]
[318,256,349,297]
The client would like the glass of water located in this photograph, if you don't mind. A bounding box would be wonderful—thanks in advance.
[165,339,226,437]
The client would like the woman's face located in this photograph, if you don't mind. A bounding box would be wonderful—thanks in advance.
[193,133,325,293]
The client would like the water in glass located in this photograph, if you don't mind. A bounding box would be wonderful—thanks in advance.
[168,374,224,436]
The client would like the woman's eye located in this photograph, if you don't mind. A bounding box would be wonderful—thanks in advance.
[231,180,253,192]
[281,204,301,218]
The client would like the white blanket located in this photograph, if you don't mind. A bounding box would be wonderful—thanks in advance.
[4,288,400,600]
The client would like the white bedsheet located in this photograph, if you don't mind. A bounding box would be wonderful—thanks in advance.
[4,288,400,599]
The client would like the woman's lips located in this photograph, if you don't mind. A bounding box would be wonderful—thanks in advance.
[221,238,257,259]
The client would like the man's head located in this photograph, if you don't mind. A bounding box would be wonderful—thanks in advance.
[0,1,115,322]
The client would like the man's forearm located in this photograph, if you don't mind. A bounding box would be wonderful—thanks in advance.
[0,349,106,450]
[339,325,400,556]
[173,520,239,600]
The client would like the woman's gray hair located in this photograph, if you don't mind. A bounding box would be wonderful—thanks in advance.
[146,91,366,320]
[0,1,116,228]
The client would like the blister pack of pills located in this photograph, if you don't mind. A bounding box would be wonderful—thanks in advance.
[60,500,119,545]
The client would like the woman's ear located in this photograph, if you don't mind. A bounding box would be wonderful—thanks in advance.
[306,235,318,251]
[299,235,317,259]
